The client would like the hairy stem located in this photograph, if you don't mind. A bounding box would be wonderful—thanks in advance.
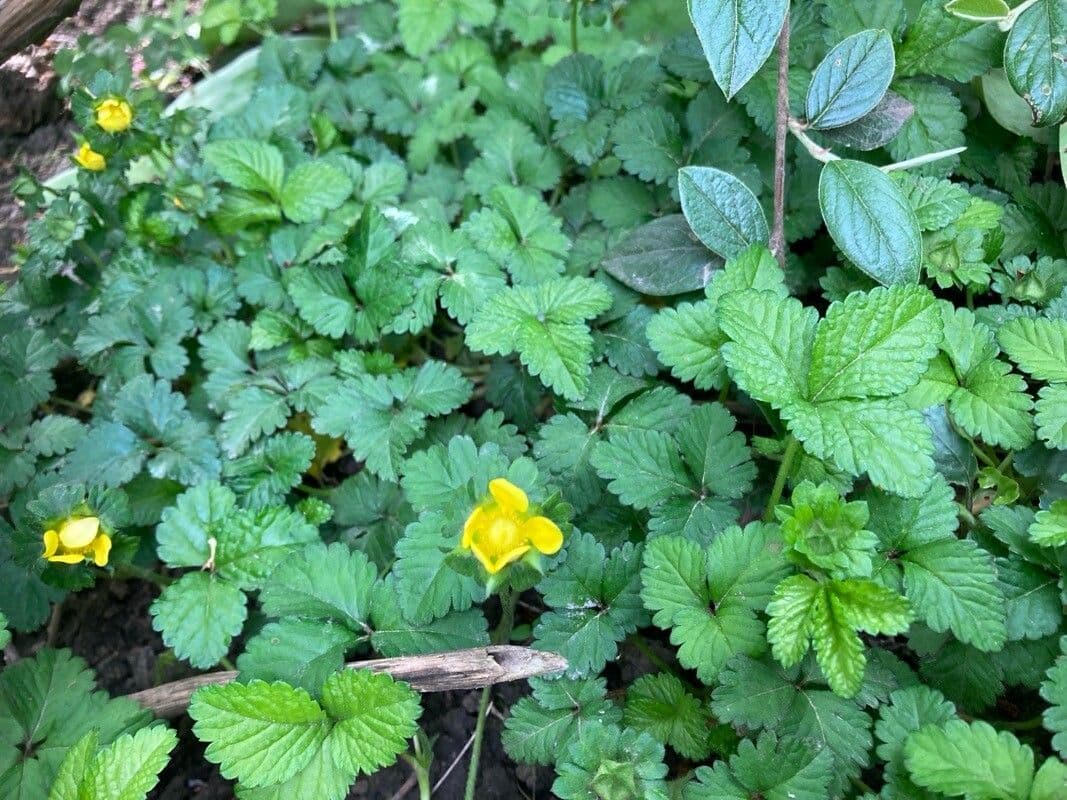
[769,14,790,268]
[463,589,518,800]
[764,436,800,521]
[327,5,338,42]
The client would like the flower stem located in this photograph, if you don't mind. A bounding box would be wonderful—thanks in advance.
[327,6,338,42]
[113,562,172,587]
[764,436,800,522]
[463,588,517,800]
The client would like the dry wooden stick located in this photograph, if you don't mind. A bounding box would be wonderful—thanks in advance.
[0,0,81,63]
[129,645,567,719]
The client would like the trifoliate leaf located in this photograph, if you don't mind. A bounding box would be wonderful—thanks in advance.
[623,673,711,760]
[319,669,421,776]
[552,722,669,800]
[686,732,833,800]
[189,681,331,788]
[534,534,646,676]
[150,571,248,669]
[313,361,471,481]
[461,186,569,284]
[465,277,612,401]
[503,676,621,766]
[904,720,1037,800]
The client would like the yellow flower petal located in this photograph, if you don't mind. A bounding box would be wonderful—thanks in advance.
[95,98,133,133]
[472,541,530,574]
[489,478,528,514]
[48,553,86,564]
[58,517,100,549]
[42,530,59,558]
[523,515,563,555]
[92,534,112,567]
[74,143,106,171]
[462,506,486,548]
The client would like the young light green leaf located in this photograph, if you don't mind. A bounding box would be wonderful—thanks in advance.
[997,316,1067,382]
[806,30,896,130]
[904,720,1036,799]
[150,572,248,669]
[203,140,284,198]
[819,159,923,285]
[189,680,330,788]
[81,726,178,800]
[688,0,789,98]
[944,0,1010,22]
[677,166,769,259]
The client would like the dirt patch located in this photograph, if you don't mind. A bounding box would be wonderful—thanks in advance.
[38,578,558,799]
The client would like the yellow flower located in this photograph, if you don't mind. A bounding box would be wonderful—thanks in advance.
[74,143,106,171]
[42,516,111,567]
[461,478,563,574]
[94,98,134,133]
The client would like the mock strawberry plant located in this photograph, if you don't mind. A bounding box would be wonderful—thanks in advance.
[2,0,1067,798]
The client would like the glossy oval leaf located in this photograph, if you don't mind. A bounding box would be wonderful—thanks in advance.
[602,215,722,296]
[821,90,915,151]
[818,159,923,285]
[806,30,896,130]
[688,0,789,99]
[944,0,1010,22]
[678,166,769,259]
[1004,0,1067,127]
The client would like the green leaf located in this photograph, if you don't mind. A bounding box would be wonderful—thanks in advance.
[534,534,646,676]
[238,619,359,694]
[203,139,284,198]
[1041,640,1067,758]
[897,0,1001,82]
[1035,384,1067,447]
[1005,0,1067,127]
[808,284,942,402]
[502,677,621,765]
[998,316,1067,382]
[280,161,354,224]
[552,722,669,800]
[677,167,768,259]
[218,387,289,458]
[719,291,817,408]
[465,277,612,401]
[947,359,1035,449]
[944,0,1010,22]
[150,572,248,669]
[0,649,151,800]
[1030,500,1067,547]
[646,301,727,390]
[319,669,421,776]
[688,0,789,98]
[259,542,378,629]
[462,186,569,284]
[819,159,924,286]
[393,512,483,624]
[902,539,1007,651]
[612,107,684,184]
[189,680,330,788]
[784,398,935,497]
[601,215,721,296]
[806,30,896,130]
[904,720,1036,799]
[624,673,711,760]
[685,732,833,800]
[821,90,916,151]
[875,686,958,793]
[81,726,178,800]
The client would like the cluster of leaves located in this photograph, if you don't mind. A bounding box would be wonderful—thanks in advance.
[2,0,1067,797]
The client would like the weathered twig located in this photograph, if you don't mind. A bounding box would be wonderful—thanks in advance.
[128,645,567,719]
[0,0,81,63]
[769,13,791,269]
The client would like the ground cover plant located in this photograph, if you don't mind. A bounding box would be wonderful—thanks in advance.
[2,0,1067,797]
